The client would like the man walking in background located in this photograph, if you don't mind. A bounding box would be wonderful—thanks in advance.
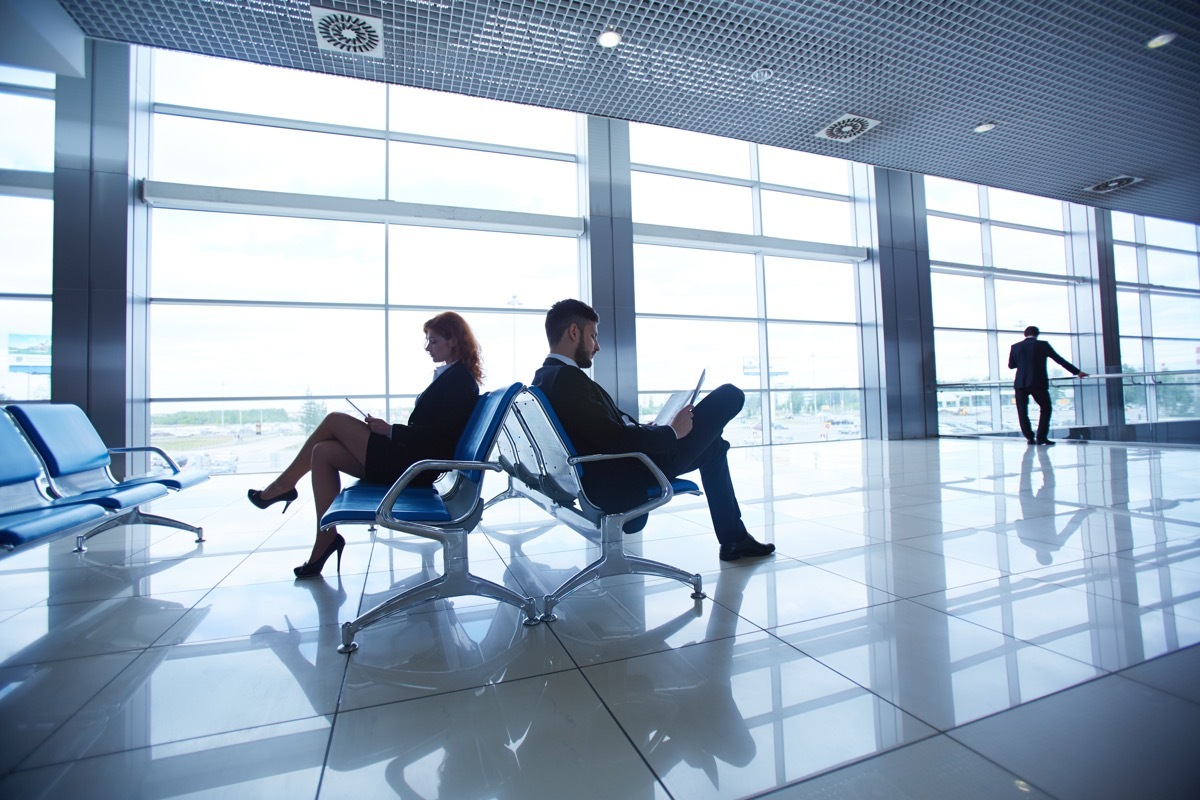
[1008,325,1089,446]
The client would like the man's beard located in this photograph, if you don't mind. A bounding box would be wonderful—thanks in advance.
[573,339,593,369]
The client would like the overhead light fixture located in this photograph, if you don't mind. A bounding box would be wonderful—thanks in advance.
[750,68,774,83]
[597,29,622,48]
[973,122,997,133]
[1146,32,1177,49]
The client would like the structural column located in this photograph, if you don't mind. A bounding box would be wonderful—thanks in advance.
[51,40,150,472]
[578,116,639,412]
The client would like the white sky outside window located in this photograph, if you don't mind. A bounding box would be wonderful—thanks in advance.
[987,187,1064,231]
[150,305,385,398]
[1146,249,1199,290]
[151,211,384,303]
[387,227,577,309]
[1144,218,1198,251]
[1114,244,1139,283]
[763,258,856,323]
[931,272,984,329]
[633,246,756,317]
[765,323,860,388]
[0,94,53,172]
[388,142,577,215]
[1119,337,1144,370]
[935,330,989,382]
[993,279,1070,333]
[927,217,983,265]
[631,172,752,234]
[635,317,758,391]
[153,50,386,128]
[0,197,53,294]
[1111,212,1136,242]
[924,176,979,216]
[152,115,386,197]
[628,122,750,178]
[391,85,577,153]
[1117,290,1142,337]
[757,146,850,194]
[990,227,1066,274]
[1148,295,1200,338]
[760,191,853,244]
[1149,338,1200,371]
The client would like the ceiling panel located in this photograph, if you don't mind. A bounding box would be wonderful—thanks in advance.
[51,0,1200,224]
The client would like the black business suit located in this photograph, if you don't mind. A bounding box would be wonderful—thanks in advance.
[532,357,748,543]
[364,361,479,486]
[1008,336,1083,443]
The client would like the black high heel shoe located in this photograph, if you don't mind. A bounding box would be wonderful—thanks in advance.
[294,534,345,579]
[248,488,298,513]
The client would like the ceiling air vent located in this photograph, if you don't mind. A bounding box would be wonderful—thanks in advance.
[311,6,384,58]
[815,114,881,142]
[1084,175,1143,194]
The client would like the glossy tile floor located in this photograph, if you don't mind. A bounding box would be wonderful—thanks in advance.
[2,438,1200,799]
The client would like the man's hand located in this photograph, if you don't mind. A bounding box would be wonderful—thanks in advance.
[669,405,694,439]
[1077,372,1089,378]
[365,415,390,435]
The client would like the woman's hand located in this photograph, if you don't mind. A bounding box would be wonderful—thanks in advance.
[365,415,391,436]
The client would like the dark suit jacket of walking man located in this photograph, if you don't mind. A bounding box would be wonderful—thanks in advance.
[1008,325,1088,446]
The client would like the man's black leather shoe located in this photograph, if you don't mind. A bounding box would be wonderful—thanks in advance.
[1035,438,1056,446]
[719,535,776,562]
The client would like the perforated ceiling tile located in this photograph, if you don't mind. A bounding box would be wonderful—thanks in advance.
[52,0,1200,223]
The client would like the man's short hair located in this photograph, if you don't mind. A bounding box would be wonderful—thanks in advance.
[545,299,599,346]
[1024,326,1039,337]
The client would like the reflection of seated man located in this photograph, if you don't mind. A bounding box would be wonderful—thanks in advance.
[1016,446,1089,564]
[532,299,774,562]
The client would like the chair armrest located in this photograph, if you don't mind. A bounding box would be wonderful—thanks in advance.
[377,458,502,534]
[108,446,182,473]
[567,451,675,519]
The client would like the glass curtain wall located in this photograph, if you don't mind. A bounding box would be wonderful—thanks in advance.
[1111,211,1200,423]
[147,51,581,475]
[629,123,864,446]
[927,177,1088,435]
[0,66,55,403]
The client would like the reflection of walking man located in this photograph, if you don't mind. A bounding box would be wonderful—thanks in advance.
[1017,446,1090,564]
[1008,325,1088,446]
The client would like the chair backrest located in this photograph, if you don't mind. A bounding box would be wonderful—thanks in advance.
[519,387,586,500]
[0,411,44,489]
[453,382,524,469]
[6,404,112,479]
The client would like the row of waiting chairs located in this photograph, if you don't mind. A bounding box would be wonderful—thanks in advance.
[0,404,208,556]
[319,383,704,654]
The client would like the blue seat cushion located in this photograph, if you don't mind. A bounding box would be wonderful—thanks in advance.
[67,482,168,510]
[321,483,450,528]
[0,504,110,549]
[647,478,700,499]
[118,469,209,491]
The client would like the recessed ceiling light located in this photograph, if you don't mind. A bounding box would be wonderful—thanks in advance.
[1146,32,1177,49]
[750,68,774,83]
[973,122,997,133]
[597,30,622,48]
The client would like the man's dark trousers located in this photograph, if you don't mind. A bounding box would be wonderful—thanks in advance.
[1014,385,1053,443]
[650,383,748,544]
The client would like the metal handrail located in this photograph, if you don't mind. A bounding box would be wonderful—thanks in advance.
[937,369,1200,391]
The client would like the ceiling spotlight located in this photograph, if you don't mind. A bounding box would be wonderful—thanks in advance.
[973,122,997,133]
[597,29,622,48]
[750,68,774,83]
[1146,32,1177,49]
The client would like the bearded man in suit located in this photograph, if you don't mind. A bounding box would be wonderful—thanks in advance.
[532,299,774,561]
[1008,325,1088,446]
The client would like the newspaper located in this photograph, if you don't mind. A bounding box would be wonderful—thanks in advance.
[654,370,705,425]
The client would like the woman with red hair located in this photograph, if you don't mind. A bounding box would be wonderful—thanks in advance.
[248,311,483,578]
